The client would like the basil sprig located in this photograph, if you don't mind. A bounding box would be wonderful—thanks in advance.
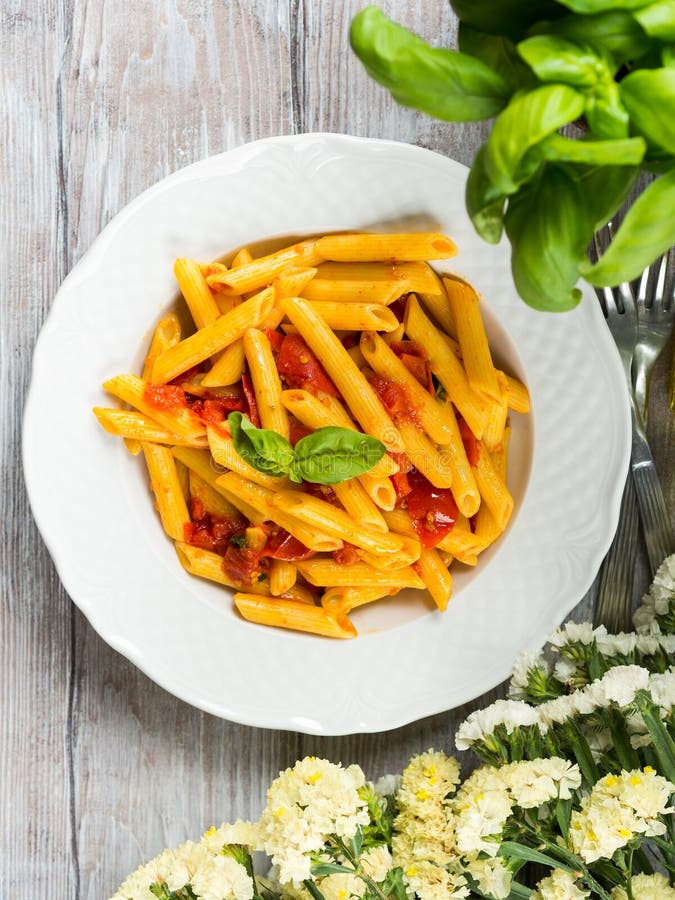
[350,4,675,311]
[228,412,386,485]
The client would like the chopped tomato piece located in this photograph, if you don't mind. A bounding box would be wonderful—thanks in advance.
[332,543,361,566]
[277,333,340,397]
[144,383,187,411]
[289,419,313,446]
[191,395,246,424]
[368,374,421,427]
[222,543,269,585]
[340,332,358,350]
[405,470,458,549]
[264,328,284,352]
[183,506,248,556]
[458,417,480,468]
[389,452,413,506]
[241,369,261,426]
[264,529,315,561]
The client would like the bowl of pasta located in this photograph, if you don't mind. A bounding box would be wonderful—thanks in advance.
[23,134,629,733]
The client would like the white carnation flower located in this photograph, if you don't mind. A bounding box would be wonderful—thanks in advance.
[598,665,650,706]
[611,872,675,899]
[359,845,392,883]
[648,669,675,711]
[501,758,581,808]
[554,657,578,685]
[549,622,603,648]
[190,854,254,900]
[532,868,590,899]
[402,860,469,899]
[200,820,260,855]
[508,649,548,699]
[373,773,401,798]
[466,857,512,899]
[634,554,675,634]
[318,872,364,900]
[453,767,513,856]
[455,699,539,750]
[596,631,637,657]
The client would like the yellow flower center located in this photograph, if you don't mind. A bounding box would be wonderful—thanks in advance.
[644,766,655,774]
[308,771,322,784]
[416,789,429,801]
[423,765,437,778]
[274,807,286,818]
[619,828,632,838]
[205,826,216,837]
[605,775,618,787]
[406,866,417,877]
[630,776,642,786]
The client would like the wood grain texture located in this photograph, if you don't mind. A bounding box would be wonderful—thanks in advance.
[2,2,673,898]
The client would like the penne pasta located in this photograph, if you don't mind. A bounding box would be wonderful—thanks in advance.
[234,593,357,639]
[243,328,290,439]
[142,442,191,541]
[206,425,288,490]
[280,296,405,453]
[315,260,442,294]
[94,408,208,448]
[404,295,489,438]
[269,559,298,597]
[102,374,206,443]
[188,470,242,521]
[206,240,322,295]
[482,372,509,452]
[171,447,263,524]
[332,478,388,532]
[151,287,276,383]
[296,558,425,589]
[395,422,454,490]
[443,276,500,400]
[141,313,182,381]
[321,586,398,615]
[201,340,246,387]
[173,258,221,329]
[474,440,514,533]
[305,301,399,332]
[316,232,457,262]
[301,278,404,305]
[175,542,268,594]
[414,547,453,611]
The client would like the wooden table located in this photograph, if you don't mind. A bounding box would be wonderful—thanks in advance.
[3,3,674,896]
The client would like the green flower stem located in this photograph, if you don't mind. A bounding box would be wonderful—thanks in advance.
[561,720,600,787]
[609,709,641,772]
[635,691,675,783]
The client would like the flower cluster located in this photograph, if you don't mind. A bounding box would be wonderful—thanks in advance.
[111,557,675,900]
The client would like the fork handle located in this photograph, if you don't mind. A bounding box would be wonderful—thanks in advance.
[594,471,639,632]
[630,402,674,574]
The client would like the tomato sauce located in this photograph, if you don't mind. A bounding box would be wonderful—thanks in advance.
[368,374,421,427]
[405,470,458,549]
[143,383,188,411]
[458,417,480,468]
[277,333,340,397]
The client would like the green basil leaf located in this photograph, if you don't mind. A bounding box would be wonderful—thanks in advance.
[350,7,510,122]
[458,24,535,91]
[517,35,611,86]
[466,145,507,244]
[620,67,675,152]
[585,80,630,138]
[527,11,651,66]
[450,0,564,40]
[580,168,675,285]
[293,427,386,485]
[574,164,640,231]
[536,133,645,165]
[228,412,295,477]
[557,0,653,12]
[634,1,675,39]
[485,85,585,194]
[505,165,588,311]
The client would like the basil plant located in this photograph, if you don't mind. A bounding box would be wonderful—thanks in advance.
[351,2,675,312]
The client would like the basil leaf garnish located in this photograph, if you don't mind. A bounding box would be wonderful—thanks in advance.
[293,427,386,485]
[228,412,295,477]
[227,414,386,485]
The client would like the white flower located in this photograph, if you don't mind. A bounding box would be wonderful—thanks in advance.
[648,669,675,711]
[554,657,579,685]
[110,843,208,900]
[200,821,260,855]
[466,857,512,899]
[598,665,650,706]
[359,845,392,882]
[532,869,590,899]
[634,554,675,634]
[258,757,369,886]
[549,622,603,648]
[455,700,539,750]
[373,773,401,798]
[596,631,637,657]
[453,767,513,856]
[190,854,254,900]
[508,650,548,699]
[402,860,469,899]
[502,758,581,808]
[317,872,365,900]
[611,872,675,899]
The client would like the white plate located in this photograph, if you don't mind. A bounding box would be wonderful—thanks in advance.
[23,134,629,735]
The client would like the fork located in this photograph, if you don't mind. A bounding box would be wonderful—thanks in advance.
[593,240,640,631]
[632,249,673,425]
[630,249,675,573]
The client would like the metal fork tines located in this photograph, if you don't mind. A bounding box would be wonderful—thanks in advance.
[633,248,674,425]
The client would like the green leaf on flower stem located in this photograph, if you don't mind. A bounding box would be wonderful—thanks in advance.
[504,164,588,312]
[580,168,675,286]
[620,67,675,153]
[350,7,510,122]
[228,412,295,477]
[381,867,407,900]
[527,11,651,67]
[498,841,577,871]
[556,797,573,843]
[303,879,328,900]
[484,84,586,195]
[309,862,354,878]
[349,827,364,859]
